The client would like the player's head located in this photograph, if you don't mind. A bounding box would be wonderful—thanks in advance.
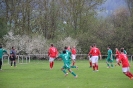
[51,43,54,47]
[107,46,110,49]
[120,48,124,53]
[64,46,68,50]
[12,46,15,50]
[62,50,66,54]
[93,43,96,47]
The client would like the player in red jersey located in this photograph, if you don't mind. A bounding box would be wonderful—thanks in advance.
[88,43,102,71]
[117,48,133,80]
[48,43,58,69]
[71,46,77,66]
[88,45,93,68]
[67,46,71,51]
[115,48,120,66]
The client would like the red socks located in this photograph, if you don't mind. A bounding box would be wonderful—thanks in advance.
[90,62,92,67]
[50,62,54,69]
[96,64,98,70]
[72,62,75,66]
[92,63,98,71]
[125,72,133,78]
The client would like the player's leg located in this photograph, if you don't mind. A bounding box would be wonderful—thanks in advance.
[0,59,2,70]
[106,58,110,68]
[127,67,133,79]
[95,56,99,71]
[123,67,133,79]
[70,65,77,68]
[10,57,13,67]
[110,60,113,68]
[13,57,16,67]
[91,56,96,71]
[61,66,68,76]
[67,63,77,78]
[68,68,77,78]
[10,59,13,67]
[13,60,16,67]
[89,57,92,68]
[72,55,76,66]
[49,57,54,69]
[51,60,54,68]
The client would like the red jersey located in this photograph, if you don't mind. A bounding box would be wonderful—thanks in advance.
[48,47,58,58]
[115,50,120,59]
[67,47,71,51]
[118,53,129,67]
[89,47,101,56]
[71,48,76,55]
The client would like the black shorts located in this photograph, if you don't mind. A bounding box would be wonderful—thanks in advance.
[10,56,16,61]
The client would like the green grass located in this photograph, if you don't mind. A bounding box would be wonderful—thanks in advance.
[0,60,133,88]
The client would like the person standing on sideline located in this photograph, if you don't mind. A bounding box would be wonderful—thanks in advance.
[117,48,133,80]
[48,43,58,69]
[71,46,77,66]
[115,48,120,66]
[0,44,9,70]
[58,50,78,78]
[88,45,93,68]
[106,46,114,68]
[10,46,17,67]
[88,43,102,71]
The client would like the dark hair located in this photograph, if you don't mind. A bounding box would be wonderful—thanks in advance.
[64,46,68,49]
[51,43,54,47]
[120,48,124,52]
[108,46,110,48]
[93,43,96,46]
[12,46,14,49]
[63,50,66,54]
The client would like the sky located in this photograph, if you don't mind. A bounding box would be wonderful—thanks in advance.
[99,0,127,17]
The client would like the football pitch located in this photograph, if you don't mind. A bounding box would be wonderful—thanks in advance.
[0,60,133,88]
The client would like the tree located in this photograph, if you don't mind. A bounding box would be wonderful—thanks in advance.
[0,17,7,39]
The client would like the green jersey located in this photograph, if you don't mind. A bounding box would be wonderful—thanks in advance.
[107,49,113,60]
[66,50,72,63]
[0,48,7,59]
[66,50,71,57]
[124,50,127,54]
[58,53,71,64]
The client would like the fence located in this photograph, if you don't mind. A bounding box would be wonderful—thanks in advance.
[2,54,133,64]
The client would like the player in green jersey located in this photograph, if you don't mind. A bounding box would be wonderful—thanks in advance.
[64,46,77,68]
[58,50,78,78]
[106,46,114,68]
[0,44,9,70]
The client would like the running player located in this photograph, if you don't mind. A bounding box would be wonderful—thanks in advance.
[88,43,102,71]
[71,46,77,66]
[58,50,77,78]
[48,43,58,69]
[64,46,77,68]
[117,48,133,80]
[106,46,114,68]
